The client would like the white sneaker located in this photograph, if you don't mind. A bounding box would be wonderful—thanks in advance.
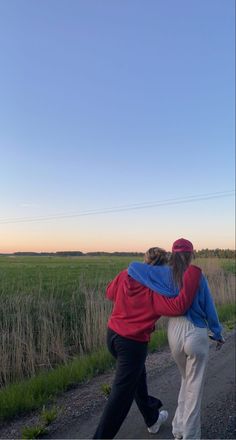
[173,433,183,439]
[147,410,169,434]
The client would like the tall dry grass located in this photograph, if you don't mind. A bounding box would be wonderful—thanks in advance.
[0,283,112,386]
[0,258,235,387]
[195,258,235,304]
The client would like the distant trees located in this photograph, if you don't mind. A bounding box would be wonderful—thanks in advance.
[11,251,84,257]
[13,252,42,256]
[55,251,84,256]
[2,249,235,258]
[86,251,144,257]
[195,249,235,259]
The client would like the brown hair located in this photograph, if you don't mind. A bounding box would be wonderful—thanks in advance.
[169,252,193,288]
[144,247,168,266]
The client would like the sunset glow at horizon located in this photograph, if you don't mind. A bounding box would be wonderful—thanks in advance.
[1,196,235,253]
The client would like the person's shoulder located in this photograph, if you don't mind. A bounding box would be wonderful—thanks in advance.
[187,264,202,277]
[111,269,128,283]
[189,264,202,271]
[189,267,207,284]
[188,267,208,290]
[119,269,128,277]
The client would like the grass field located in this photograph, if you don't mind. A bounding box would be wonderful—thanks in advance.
[0,254,234,297]
[0,255,235,420]
[0,255,135,295]
[0,255,140,385]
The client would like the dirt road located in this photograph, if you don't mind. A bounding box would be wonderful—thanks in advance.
[1,329,235,439]
[49,329,236,439]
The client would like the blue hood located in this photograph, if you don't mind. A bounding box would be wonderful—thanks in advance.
[128,262,179,297]
[128,261,223,341]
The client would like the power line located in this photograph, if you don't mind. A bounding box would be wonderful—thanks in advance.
[0,190,234,225]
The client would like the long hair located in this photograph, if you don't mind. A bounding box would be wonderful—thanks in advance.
[169,252,193,288]
[144,247,168,266]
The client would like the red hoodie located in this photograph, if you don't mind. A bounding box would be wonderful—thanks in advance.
[107,265,201,342]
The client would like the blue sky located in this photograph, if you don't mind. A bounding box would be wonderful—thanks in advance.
[0,0,235,252]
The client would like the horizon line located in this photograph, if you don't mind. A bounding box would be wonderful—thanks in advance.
[1,248,235,256]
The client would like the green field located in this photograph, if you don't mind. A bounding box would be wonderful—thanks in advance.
[0,255,136,297]
[0,255,143,388]
[0,255,234,361]
[0,255,235,296]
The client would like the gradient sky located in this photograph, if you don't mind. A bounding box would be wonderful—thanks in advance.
[0,0,235,253]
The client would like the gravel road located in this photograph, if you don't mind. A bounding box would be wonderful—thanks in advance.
[1,329,235,440]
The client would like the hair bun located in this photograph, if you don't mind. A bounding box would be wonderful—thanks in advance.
[144,247,167,266]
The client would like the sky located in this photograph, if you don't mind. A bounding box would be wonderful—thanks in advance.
[0,0,235,253]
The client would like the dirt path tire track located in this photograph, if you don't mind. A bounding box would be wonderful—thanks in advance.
[0,329,235,439]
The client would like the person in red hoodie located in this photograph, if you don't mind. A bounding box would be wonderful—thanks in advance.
[93,248,202,440]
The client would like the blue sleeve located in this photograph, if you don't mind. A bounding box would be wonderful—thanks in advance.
[201,275,223,340]
[128,262,177,297]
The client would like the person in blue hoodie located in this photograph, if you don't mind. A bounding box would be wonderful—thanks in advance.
[128,238,224,440]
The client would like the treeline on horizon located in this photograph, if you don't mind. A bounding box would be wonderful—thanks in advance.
[1,249,235,258]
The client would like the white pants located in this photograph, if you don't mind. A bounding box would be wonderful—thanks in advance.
[168,317,209,440]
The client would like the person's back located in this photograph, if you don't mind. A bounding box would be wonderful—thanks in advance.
[128,260,222,340]
[93,246,203,440]
[128,238,224,440]
[107,265,203,343]
[107,269,160,342]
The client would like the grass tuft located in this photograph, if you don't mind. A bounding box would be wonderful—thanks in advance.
[22,425,48,439]
[101,383,111,398]
[40,406,58,426]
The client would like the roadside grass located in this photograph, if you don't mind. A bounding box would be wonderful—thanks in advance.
[1,302,235,423]
[22,425,48,439]
[101,383,112,398]
[0,349,114,421]
[21,406,58,439]
[217,303,236,330]
[40,406,58,426]
[0,326,168,422]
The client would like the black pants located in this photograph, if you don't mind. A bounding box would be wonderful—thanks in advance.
[93,328,162,439]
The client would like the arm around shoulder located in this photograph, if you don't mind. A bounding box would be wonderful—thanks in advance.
[153,265,202,316]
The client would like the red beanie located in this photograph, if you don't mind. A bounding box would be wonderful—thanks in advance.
[172,238,194,253]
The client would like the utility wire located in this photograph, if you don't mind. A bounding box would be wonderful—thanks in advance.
[0,190,234,225]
